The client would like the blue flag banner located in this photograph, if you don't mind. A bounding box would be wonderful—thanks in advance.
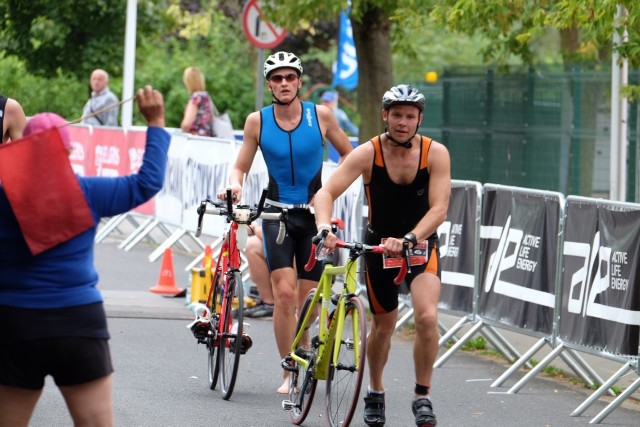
[333,10,358,90]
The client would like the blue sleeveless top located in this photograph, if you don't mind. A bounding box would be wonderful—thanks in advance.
[259,101,324,204]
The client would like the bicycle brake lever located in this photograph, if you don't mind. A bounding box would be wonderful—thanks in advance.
[403,241,412,275]
[195,201,207,237]
[393,241,411,285]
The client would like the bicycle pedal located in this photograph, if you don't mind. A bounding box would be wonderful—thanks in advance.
[281,400,296,411]
[281,356,297,372]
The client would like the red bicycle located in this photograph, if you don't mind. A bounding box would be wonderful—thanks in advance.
[192,188,286,400]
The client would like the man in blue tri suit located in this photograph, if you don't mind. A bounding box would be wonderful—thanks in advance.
[220,51,353,394]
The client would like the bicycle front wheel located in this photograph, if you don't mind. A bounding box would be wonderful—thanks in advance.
[208,273,222,390]
[219,271,244,400]
[325,295,367,427]
[289,289,318,425]
[207,336,218,390]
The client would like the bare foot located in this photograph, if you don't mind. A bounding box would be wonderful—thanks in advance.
[277,377,289,394]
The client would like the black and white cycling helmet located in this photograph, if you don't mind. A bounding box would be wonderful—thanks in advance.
[264,51,303,79]
[381,84,425,112]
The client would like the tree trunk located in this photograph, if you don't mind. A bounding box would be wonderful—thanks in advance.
[351,8,393,144]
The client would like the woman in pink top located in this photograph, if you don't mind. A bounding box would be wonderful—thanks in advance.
[180,66,215,137]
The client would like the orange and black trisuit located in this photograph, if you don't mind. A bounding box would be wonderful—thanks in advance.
[363,135,441,314]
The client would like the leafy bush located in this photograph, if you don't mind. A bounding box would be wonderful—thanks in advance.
[0,54,87,119]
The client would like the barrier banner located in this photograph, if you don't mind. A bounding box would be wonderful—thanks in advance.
[437,181,480,314]
[155,134,237,235]
[67,125,154,215]
[559,198,640,355]
[68,126,93,176]
[478,185,561,334]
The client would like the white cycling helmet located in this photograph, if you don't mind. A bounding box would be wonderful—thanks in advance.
[382,84,425,112]
[264,51,303,79]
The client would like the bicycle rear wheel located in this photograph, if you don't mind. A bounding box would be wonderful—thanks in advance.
[289,289,318,425]
[219,271,244,400]
[208,273,222,390]
[325,295,367,427]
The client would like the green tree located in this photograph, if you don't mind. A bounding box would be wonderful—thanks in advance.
[430,1,640,69]
[0,0,127,78]
[429,1,640,196]
[133,0,256,128]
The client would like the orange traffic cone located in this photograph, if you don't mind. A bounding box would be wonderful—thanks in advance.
[149,248,184,296]
[202,244,212,268]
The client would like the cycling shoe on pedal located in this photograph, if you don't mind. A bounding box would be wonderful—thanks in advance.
[240,334,252,354]
[187,304,212,343]
[412,397,437,427]
[190,321,211,342]
[363,391,385,426]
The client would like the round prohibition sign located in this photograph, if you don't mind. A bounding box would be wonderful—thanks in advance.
[242,0,287,49]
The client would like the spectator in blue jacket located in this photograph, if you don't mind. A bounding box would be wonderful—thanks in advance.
[321,90,359,137]
[0,85,169,427]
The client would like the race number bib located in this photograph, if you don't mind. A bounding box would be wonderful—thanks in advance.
[381,238,428,269]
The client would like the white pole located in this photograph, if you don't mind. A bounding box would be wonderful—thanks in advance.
[610,5,628,201]
[255,49,265,111]
[121,0,138,128]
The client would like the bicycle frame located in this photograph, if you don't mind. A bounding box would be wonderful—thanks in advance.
[289,256,362,381]
[207,221,241,334]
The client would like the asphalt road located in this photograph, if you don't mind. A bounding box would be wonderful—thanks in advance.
[27,239,640,426]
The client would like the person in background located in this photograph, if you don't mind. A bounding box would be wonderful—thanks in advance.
[0,94,27,143]
[321,90,359,137]
[244,225,275,318]
[219,51,353,394]
[81,69,120,127]
[180,66,215,137]
[312,84,451,427]
[0,86,169,427]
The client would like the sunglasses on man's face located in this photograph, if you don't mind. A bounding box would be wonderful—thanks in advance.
[269,73,299,83]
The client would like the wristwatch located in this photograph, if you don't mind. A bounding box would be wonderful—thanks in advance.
[403,232,418,248]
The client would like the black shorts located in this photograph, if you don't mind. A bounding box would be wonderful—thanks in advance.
[364,230,441,314]
[262,207,323,281]
[0,337,113,390]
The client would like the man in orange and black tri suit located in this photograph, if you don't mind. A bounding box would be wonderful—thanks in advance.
[313,84,451,427]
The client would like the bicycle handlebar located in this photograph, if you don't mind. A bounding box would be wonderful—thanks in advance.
[195,188,287,244]
[304,233,408,285]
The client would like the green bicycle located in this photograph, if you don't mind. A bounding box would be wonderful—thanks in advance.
[281,229,408,426]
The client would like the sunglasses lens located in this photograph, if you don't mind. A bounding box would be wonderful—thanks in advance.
[271,74,297,83]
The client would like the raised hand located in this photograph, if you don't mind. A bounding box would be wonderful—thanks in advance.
[136,85,165,128]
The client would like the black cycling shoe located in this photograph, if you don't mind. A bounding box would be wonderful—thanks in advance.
[363,392,385,426]
[412,397,437,427]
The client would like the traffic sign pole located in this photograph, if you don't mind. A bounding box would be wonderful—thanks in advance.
[255,49,265,111]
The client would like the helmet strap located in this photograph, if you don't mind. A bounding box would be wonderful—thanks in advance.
[384,129,416,149]
[271,90,299,106]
